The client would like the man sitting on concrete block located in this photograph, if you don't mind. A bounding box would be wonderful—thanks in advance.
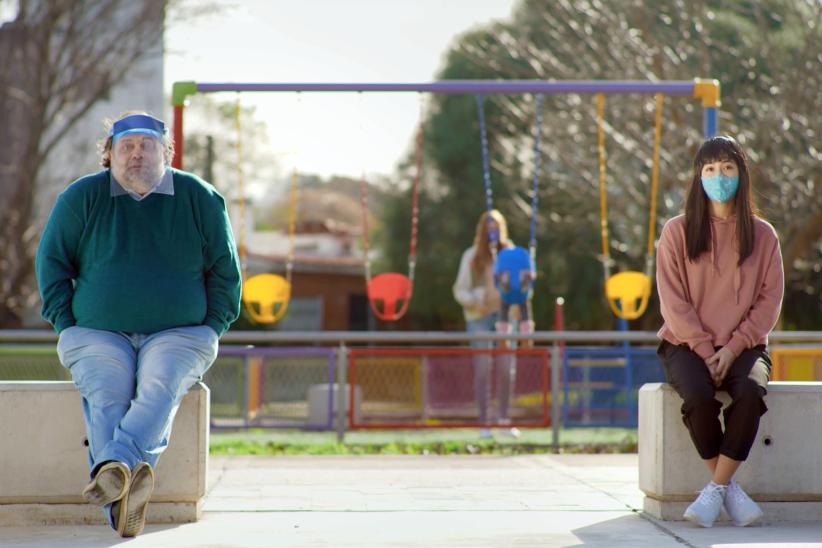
[35,112,241,537]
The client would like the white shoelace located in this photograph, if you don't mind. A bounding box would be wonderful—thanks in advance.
[699,483,726,505]
[727,481,749,504]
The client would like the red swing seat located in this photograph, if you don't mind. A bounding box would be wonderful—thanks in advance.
[367,272,413,321]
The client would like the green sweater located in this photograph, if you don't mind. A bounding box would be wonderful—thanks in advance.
[36,169,241,335]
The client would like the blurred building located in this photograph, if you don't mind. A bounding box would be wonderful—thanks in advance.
[233,200,374,331]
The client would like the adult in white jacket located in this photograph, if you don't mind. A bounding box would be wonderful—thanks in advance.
[453,210,516,435]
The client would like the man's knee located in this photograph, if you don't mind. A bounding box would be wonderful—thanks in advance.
[145,325,218,363]
[73,366,135,405]
[138,364,198,403]
[58,327,133,368]
[84,386,134,408]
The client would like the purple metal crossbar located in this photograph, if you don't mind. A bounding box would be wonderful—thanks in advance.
[195,80,697,95]
[172,79,719,169]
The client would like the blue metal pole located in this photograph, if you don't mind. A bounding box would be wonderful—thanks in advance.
[617,317,634,426]
[704,107,718,138]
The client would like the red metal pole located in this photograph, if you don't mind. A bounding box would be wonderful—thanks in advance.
[347,351,357,428]
[173,105,184,169]
[554,297,565,352]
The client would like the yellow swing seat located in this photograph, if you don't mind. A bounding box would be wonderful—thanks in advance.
[605,271,651,321]
[595,92,664,322]
[242,273,291,324]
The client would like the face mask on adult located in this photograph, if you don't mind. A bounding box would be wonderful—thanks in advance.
[108,114,168,196]
[110,135,166,195]
[700,174,739,203]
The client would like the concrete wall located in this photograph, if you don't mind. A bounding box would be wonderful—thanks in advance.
[0,382,208,526]
[639,382,822,521]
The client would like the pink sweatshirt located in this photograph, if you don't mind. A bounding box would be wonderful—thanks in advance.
[656,214,784,360]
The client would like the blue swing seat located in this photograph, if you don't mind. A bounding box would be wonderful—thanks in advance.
[494,246,534,306]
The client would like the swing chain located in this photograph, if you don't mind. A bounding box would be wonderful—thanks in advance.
[359,171,372,282]
[285,167,298,284]
[234,95,248,282]
[646,93,664,278]
[475,95,498,261]
[528,93,544,278]
[595,93,614,282]
[408,122,423,284]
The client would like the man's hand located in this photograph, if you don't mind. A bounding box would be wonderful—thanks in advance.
[706,347,736,386]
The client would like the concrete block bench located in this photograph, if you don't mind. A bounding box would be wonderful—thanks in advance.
[0,381,209,526]
[639,382,822,522]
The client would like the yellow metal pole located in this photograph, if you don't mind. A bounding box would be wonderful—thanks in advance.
[646,94,664,264]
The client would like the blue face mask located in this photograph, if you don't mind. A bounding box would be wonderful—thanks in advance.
[701,174,739,203]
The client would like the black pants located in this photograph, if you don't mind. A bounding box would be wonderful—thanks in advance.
[657,340,771,461]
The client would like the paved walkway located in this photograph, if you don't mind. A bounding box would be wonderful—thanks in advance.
[3,454,821,547]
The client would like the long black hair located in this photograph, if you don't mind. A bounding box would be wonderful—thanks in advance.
[684,136,757,265]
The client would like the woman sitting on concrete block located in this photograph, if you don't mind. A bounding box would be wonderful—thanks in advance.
[656,136,783,528]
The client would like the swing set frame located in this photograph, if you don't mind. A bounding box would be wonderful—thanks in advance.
[170,79,720,321]
[171,79,720,169]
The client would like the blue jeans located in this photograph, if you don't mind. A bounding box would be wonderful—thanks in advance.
[466,313,514,423]
[56,325,218,473]
[466,314,497,350]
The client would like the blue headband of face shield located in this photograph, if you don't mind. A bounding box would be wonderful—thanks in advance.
[109,114,166,142]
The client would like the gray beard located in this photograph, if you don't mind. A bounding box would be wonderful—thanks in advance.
[117,165,165,195]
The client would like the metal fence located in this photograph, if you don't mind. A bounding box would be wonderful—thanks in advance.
[348,347,549,429]
[2,330,821,446]
[208,346,335,429]
[562,346,662,427]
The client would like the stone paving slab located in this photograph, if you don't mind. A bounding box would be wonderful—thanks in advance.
[1,454,821,547]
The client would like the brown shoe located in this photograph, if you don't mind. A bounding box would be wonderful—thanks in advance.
[119,461,154,537]
[111,494,128,536]
[82,461,130,506]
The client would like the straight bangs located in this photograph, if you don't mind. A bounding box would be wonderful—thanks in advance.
[693,136,742,172]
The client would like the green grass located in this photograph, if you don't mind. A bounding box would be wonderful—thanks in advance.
[209,427,638,456]
[0,345,68,380]
[0,345,58,356]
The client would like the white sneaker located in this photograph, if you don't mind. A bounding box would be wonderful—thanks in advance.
[494,419,520,438]
[684,482,726,527]
[724,479,763,526]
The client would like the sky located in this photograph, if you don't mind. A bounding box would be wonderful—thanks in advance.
[165,0,517,183]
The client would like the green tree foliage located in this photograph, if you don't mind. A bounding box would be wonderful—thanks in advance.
[380,0,821,330]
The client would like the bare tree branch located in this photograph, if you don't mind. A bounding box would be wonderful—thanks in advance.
[0,0,170,326]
